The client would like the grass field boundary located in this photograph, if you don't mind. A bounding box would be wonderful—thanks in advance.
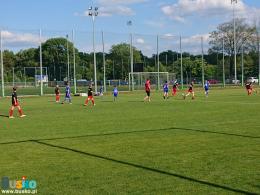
[32,140,259,195]
[1,126,259,146]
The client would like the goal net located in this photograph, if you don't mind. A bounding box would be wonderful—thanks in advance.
[128,72,176,90]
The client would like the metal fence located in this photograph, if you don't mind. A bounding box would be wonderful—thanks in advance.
[0,29,259,96]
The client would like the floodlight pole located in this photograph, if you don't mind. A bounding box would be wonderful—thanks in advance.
[157,35,160,90]
[257,21,260,86]
[89,6,98,94]
[241,43,244,86]
[72,30,76,94]
[201,36,205,87]
[39,29,43,96]
[12,67,15,86]
[232,0,237,84]
[127,21,134,91]
[0,30,4,97]
[222,36,226,87]
[180,36,183,89]
[102,31,106,92]
[66,34,70,82]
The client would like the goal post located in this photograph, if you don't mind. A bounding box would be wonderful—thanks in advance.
[128,72,176,91]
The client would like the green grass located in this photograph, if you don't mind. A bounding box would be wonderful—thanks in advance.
[0,88,260,195]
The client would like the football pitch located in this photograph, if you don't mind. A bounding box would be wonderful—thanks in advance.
[0,88,260,195]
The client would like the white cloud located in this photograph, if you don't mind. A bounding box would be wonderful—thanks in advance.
[136,38,145,44]
[1,31,40,48]
[80,0,148,17]
[98,6,135,16]
[161,0,260,22]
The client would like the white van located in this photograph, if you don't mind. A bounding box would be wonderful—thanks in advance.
[247,77,259,83]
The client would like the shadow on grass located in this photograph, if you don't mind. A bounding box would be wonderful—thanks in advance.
[33,140,259,195]
[0,114,9,118]
[1,126,260,145]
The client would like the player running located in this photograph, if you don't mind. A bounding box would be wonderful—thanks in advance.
[163,81,169,99]
[62,82,72,104]
[84,84,95,106]
[9,87,26,119]
[204,80,210,97]
[245,82,257,95]
[172,81,179,96]
[55,85,60,102]
[144,79,151,102]
[183,82,195,100]
[113,86,118,102]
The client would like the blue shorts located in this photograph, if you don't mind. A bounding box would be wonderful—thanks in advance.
[114,93,118,97]
[164,89,169,93]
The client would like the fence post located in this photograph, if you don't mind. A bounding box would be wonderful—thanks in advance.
[222,36,226,87]
[180,36,183,89]
[39,29,43,95]
[201,36,205,87]
[157,35,160,90]
[102,31,106,92]
[72,29,77,94]
[0,30,4,97]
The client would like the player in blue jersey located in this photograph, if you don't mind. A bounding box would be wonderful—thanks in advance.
[204,80,210,97]
[62,82,72,104]
[163,81,169,99]
[113,86,118,101]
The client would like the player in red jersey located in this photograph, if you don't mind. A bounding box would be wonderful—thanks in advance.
[245,82,257,95]
[245,82,252,95]
[9,87,26,119]
[144,79,151,102]
[55,85,60,102]
[84,84,95,106]
[172,81,179,96]
[183,82,195,100]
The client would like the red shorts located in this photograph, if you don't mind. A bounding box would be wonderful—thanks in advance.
[88,96,93,99]
[12,103,20,107]
[188,89,193,93]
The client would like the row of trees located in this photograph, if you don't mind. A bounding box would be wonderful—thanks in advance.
[1,19,259,83]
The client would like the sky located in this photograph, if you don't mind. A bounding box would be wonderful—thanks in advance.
[1,0,260,55]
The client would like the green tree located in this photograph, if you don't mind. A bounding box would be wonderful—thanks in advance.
[108,43,142,79]
[209,19,256,78]
[41,37,79,81]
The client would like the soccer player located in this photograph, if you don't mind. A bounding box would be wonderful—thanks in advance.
[99,85,104,96]
[183,82,195,100]
[245,82,253,95]
[84,84,95,106]
[112,86,118,101]
[62,82,72,104]
[172,81,179,96]
[9,87,26,119]
[144,79,151,102]
[55,85,60,102]
[204,80,210,97]
[163,81,169,99]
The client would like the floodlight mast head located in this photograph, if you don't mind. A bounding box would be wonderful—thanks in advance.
[88,5,99,94]
[88,6,98,18]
